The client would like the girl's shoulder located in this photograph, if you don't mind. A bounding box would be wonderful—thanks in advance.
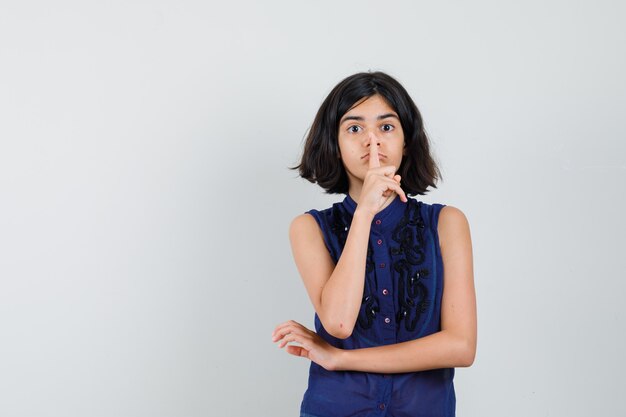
[436,204,469,227]
[290,201,349,259]
[435,204,471,251]
[289,200,346,235]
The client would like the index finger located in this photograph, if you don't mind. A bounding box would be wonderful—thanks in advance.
[368,134,380,169]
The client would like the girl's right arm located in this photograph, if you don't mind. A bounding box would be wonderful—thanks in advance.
[289,208,374,339]
[290,136,407,339]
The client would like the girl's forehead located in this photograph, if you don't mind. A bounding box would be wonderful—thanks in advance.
[343,94,396,117]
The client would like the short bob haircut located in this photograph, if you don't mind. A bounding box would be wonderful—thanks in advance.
[294,71,441,196]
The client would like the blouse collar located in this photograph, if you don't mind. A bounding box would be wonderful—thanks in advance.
[341,193,409,230]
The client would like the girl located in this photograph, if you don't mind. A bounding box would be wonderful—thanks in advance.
[272,71,476,417]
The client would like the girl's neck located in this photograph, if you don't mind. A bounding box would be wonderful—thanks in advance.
[348,183,397,211]
[347,181,364,204]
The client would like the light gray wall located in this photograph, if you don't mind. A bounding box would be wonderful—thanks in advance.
[1,1,625,416]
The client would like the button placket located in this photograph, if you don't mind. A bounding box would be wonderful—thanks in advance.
[370,219,394,343]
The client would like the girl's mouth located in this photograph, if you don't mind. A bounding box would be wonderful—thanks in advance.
[361,153,387,160]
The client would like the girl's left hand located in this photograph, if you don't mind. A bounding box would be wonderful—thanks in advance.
[272,320,341,371]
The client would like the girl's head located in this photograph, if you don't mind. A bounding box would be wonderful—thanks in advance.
[295,71,441,196]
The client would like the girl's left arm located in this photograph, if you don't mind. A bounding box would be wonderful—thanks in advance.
[272,206,477,373]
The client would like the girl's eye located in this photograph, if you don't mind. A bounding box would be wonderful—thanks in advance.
[381,124,394,132]
[348,125,361,133]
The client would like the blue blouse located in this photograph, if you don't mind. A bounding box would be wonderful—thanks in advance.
[301,194,454,417]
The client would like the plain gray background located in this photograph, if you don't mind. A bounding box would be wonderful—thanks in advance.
[1,1,625,416]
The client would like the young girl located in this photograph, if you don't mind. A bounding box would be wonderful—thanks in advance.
[272,71,476,417]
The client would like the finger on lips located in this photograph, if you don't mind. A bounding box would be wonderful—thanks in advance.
[369,133,380,169]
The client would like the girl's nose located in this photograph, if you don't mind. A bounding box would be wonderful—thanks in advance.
[367,132,380,147]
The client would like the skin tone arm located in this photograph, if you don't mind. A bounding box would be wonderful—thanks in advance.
[272,189,477,372]
[288,136,407,339]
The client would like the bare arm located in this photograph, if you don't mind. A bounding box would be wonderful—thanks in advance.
[290,134,407,339]
[275,205,477,371]
[290,210,374,339]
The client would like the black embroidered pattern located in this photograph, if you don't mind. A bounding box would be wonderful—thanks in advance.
[390,200,430,332]
[329,205,351,250]
[395,266,430,331]
[358,294,380,329]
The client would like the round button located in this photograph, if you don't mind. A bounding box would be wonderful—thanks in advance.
[379,263,386,268]
[379,403,386,410]
[377,239,382,245]
[375,219,382,225]
[382,288,389,295]
[384,317,391,324]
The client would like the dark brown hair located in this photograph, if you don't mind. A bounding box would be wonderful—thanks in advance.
[293,71,441,196]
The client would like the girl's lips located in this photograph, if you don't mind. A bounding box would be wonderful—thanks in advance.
[361,153,387,160]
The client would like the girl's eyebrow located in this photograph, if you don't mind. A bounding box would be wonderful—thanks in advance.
[340,113,400,124]
[377,113,399,120]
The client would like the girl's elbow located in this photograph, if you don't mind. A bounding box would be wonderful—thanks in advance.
[326,324,354,340]
[458,352,475,367]
[321,318,354,339]
[457,339,476,367]
[318,310,355,339]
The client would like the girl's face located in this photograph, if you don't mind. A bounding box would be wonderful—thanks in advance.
[337,94,405,189]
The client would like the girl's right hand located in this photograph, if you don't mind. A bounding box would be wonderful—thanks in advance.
[272,320,342,371]
[356,135,408,218]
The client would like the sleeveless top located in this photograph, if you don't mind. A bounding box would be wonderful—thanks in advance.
[301,194,454,417]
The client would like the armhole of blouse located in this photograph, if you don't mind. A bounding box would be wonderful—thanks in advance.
[304,209,334,259]
[431,204,447,257]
